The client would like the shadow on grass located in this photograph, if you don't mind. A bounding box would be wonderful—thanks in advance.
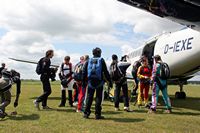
[103,111,123,115]
[106,117,145,123]
[171,111,200,116]
[133,109,148,113]
[56,108,76,113]
[103,103,114,107]
[169,96,200,111]
[30,97,61,100]
[7,113,40,121]
[142,95,200,112]
[36,107,76,112]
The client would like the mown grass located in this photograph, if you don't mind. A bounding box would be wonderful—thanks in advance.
[0,81,200,133]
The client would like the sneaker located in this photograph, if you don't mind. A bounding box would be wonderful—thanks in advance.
[148,108,156,114]
[115,108,120,111]
[0,109,5,119]
[42,106,52,110]
[124,107,131,112]
[164,109,172,114]
[95,115,104,120]
[83,114,89,119]
[33,100,40,110]
[76,109,82,113]
[58,104,65,107]
[73,102,78,107]
[145,103,150,109]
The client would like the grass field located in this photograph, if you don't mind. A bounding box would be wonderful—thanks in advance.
[0,81,200,133]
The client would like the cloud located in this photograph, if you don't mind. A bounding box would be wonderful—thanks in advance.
[0,0,184,79]
[0,0,182,39]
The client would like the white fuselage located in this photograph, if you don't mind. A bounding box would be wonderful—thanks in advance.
[127,28,200,78]
[154,28,200,77]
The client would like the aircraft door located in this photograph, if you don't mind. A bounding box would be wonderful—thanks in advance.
[142,42,156,68]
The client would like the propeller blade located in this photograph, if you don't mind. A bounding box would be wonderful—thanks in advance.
[9,57,59,68]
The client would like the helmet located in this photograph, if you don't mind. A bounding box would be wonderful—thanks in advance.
[112,54,118,60]
[92,47,101,57]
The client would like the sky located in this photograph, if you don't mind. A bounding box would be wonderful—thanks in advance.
[0,0,198,80]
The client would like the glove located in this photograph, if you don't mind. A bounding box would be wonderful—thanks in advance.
[14,101,18,107]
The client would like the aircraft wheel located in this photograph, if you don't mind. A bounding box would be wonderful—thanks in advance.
[175,92,180,99]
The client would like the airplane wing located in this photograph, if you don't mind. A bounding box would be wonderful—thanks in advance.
[9,57,59,68]
[118,0,200,31]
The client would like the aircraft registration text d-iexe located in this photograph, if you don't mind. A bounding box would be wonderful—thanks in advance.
[164,37,193,54]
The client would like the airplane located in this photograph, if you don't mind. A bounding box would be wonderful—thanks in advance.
[117,0,200,99]
[118,0,200,32]
[9,28,200,100]
[124,27,200,99]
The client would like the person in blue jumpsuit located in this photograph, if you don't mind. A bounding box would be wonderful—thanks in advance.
[149,55,172,113]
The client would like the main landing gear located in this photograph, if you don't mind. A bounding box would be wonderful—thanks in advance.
[175,82,186,99]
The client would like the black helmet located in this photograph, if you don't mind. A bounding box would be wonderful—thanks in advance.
[112,54,118,60]
[64,56,70,61]
[92,47,101,57]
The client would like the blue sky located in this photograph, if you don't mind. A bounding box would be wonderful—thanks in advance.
[53,39,122,60]
[0,28,7,38]
[52,22,150,60]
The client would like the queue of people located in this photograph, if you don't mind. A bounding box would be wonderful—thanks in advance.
[0,48,172,119]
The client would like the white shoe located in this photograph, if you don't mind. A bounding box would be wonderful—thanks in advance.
[124,107,131,112]
[33,100,40,110]
[76,109,82,113]
[115,108,120,111]
[73,102,78,106]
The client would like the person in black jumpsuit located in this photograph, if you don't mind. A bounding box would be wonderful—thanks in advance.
[34,50,55,110]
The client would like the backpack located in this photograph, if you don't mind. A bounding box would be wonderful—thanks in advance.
[74,62,84,81]
[159,62,170,80]
[0,78,12,93]
[110,62,123,82]
[87,57,102,81]
[36,58,43,75]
